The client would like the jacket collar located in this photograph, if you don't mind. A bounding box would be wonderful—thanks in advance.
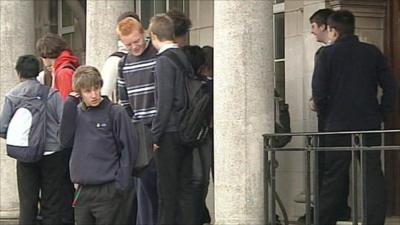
[335,34,359,44]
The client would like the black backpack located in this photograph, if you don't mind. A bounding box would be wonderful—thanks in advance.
[274,91,291,147]
[164,51,211,147]
[6,85,50,162]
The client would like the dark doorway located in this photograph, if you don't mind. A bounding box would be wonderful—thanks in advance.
[384,0,400,216]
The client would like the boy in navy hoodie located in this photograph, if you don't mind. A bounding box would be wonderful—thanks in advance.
[60,65,137,225]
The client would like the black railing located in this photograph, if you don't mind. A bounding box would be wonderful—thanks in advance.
[263,130,400,225]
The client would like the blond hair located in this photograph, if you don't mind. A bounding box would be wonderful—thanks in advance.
[72,66,103,92]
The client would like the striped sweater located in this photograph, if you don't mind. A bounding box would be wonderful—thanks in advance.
[117,43,158,125]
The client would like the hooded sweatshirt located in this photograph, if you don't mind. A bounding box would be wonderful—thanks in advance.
[53,50,80,100]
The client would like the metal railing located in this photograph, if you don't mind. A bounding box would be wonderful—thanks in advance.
[263,129,400,225]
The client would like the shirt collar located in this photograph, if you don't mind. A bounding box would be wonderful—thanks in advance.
[157,43,179,55]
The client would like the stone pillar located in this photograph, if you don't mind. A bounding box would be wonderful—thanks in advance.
[86,0,134,70]
[214,1,274,224]
[0,0,35,219]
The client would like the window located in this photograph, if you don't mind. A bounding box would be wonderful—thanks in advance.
[137,0,189,29]
[58,0,86,62]
[273,1,285,99]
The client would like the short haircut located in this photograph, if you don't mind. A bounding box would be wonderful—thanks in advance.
[117,11,140,23]
[202,46,213,71]
[15,55,40,79]
[36,33,67,58]
[72,66,103,92]
[181,45,205,73]
[309,8,334,27]
[166,9,192,37]
[149,14,175,41]
[327,10,355,36]
[116,17,144,36]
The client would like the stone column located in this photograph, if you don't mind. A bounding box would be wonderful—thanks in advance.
[0,0,35,219]
[85,0,134,70]
[214,1,274,224]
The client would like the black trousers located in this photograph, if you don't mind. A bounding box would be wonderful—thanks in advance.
[318,133,386,225]
[154,132,197,225]
[74,182,135,225]
[17,150,67,225]
[192,132,213,224]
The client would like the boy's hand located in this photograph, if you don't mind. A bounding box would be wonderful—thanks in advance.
[153,144,159,152]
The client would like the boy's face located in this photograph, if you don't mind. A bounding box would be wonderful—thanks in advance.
[311,22,328,44]
[120,30,147,56]
[80,87,102,107]
[150,32,161,50]
[41,57,56,73]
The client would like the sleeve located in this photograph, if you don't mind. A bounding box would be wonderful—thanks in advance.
[311,50,330,116]
[151,56,176,144]
[376,49,397,120]
[0,97,14,139]
[55,68,74,100]
[101,56,120,99]
[113,106,138,191]
[48,90,64,129]
[117,58,134,117]
[59,96,79,148]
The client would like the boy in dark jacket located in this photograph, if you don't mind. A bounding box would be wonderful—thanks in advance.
[149,14,198,225]
[60,65,138,225]
[312,10,396,225]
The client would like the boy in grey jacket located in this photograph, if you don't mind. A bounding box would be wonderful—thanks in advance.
[0,55,64,225]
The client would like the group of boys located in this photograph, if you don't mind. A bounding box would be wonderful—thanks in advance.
[0,9,213,225]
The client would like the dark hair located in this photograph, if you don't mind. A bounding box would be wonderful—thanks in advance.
[309,8,334,27]
[15,55,40,79]
[36,33,67,58]
[117,11,140,23]
[182,45,205,73]
[149,14,175,41]
[166,9,192,37]
[73,66,103,92]
[327,10,355,36]
[202,46,213,72]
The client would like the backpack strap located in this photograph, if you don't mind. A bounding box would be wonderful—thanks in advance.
[61,63,76,71]
[110,51,127,58]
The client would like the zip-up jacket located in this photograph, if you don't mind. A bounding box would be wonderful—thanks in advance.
[312,35,396,131]
[0,79,63,152]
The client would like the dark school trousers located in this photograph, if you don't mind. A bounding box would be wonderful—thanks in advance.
[74,182,135,225]
[17,150,66,225]
[135,159,158,225]
[318,133,386,225]
[62,147,75,224]
[316,118,350,219]
[154,132,197,225]
[191,132,213,224]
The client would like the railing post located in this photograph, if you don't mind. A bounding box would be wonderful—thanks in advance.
[304,136,313,225]
[351,134,360,225]
[264,135,270,224]
[313,135,320,225]
[270,140,277,225]
[359,133,367,225]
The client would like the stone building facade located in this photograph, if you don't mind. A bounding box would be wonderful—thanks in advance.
[0,0,398,223]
